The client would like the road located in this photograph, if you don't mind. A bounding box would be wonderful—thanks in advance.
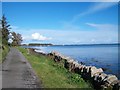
[2,47,42,88]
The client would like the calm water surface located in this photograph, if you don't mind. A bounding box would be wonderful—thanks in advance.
[23,45,119,79]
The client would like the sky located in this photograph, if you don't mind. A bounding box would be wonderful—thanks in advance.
[2,2,118,44]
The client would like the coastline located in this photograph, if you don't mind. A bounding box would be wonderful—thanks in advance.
[30,48,120,90]
[33,47,119,77]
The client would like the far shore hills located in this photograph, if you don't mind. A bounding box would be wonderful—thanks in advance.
[21,43,120,46]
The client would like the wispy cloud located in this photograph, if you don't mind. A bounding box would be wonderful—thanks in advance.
[70,2,117,23]
[80,3,116,16]
[86,23,118,31]
[61,2,117,31]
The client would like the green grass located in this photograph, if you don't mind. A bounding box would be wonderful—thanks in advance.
[18,47,94,89]
[0,34,2,63]
[0,45,9,63]
[0,48,2,63]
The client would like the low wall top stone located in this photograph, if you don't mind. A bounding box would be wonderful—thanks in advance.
[90,66,103,77]
[103,75,118,85]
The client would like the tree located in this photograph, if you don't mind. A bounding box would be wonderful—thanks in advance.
[0,15,11,45]
[11,32,23,46]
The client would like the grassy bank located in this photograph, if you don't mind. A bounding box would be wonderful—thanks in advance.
[18,47,94,89]
[0,48,2,63]
[0,45,9,63]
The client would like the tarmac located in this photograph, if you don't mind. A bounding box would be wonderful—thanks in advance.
[2,47,41,88]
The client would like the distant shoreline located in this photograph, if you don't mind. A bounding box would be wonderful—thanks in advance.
[54,43,119,46]
[21,43,119,47]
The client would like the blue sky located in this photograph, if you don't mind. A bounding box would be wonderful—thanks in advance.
[2,2,118,44]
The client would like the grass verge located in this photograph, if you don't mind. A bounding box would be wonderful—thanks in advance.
[0,45,9,63]
[18,47,94,89]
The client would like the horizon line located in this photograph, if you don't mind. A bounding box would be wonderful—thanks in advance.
[2,0,119,2]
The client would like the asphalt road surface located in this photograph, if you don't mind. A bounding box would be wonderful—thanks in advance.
[2,47,41,88]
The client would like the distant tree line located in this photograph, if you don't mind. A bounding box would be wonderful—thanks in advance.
[23,43,53,46]
[27,43,53,46]
[0,15,23,46]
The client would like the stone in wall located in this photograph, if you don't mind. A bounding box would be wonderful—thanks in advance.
[89,66,103,77]
[64,59,69,69]
[103,75,118,87]
[66,59,75,72]
[78,65,86,74]
[71,61,79,72]
[47,52,54,56]
[48,51,64,62]
[74,63,81,74]
[54,55,62,62]
[112,80,120,90]
[92,73,108,89]
[82,66,92,79]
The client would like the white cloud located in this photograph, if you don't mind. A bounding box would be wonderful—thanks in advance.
[23,27,118,44]
[22,33,52,41]
[31,33,52,41]
[10,24,118,44]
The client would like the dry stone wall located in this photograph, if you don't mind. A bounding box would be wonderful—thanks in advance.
[29,48,120,90]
